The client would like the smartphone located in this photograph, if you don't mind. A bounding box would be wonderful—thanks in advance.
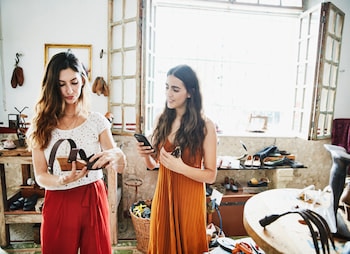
[134,134,153,149]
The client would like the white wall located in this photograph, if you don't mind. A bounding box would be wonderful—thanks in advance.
[329,0,350,118]
[0,0,350,125]
[0,0,109,124]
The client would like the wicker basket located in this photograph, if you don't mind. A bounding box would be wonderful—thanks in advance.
[130,207,150,253]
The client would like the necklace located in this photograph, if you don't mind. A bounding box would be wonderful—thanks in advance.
[61,113,80,130]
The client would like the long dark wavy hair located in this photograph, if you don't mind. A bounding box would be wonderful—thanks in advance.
[27,51,90,150]
[152,65,207,158]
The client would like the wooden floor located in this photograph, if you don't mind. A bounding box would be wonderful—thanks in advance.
[2,240,143,254]
[3,215,139,254]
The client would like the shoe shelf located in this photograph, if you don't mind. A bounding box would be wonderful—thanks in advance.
[3,211,42,224]
[0,146,42,247]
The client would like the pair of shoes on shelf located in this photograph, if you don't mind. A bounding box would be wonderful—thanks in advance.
[9,197,25,210]
[223,177,238,192]
[244,155,261,168]
[23,194,39,211]
[10,194,39,211]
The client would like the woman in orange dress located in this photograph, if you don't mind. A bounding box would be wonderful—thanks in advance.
[136,65,217,253]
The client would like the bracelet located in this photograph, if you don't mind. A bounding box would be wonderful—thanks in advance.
[57,175,67,186]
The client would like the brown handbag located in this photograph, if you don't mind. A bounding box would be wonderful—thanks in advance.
[47,139,98,174]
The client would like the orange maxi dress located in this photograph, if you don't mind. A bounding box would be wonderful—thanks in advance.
[148,139,208,254]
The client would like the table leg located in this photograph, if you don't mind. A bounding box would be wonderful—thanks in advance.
[106,168,118,245]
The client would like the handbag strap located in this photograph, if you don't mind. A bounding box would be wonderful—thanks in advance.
[48,139,77,174]
[47,138,97,174]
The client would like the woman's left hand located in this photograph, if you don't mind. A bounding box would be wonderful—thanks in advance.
[159,147,184,173]
[89,148,126,173]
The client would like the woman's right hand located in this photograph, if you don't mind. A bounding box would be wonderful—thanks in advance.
[58,161,88,185]
[136,141,155,158]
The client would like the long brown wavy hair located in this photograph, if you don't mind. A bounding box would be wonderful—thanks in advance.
[152,65,207,158]
[27,51,90,150]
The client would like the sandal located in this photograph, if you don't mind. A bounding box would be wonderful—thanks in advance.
[247,177,270,187]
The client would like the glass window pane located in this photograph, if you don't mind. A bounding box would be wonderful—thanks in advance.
[328,9,335,34]
[125,0,138,19]
[124,50,136,75]
[320,88,328,111]
[323,63,331,87]
[305,63,315,85]
[112,0,123,22]
[260,0,280,6]
[298,40,307,61]
[292,111,303,132]
[111,52,122,76]
[309,12,320,37]
[110,80,122,103]
[327,89,335,111]
[282,0,302,7]
[124,21,137,48]
[111,106,122,130]
[325,36,334,61]
[124,107,136,132]
[123,79,136,104]
[236,0,258,4]
[296,64,305,85]
[330,65,338,88]
[335,14,344,37]
[112,26,122,49]
[333,39,341,63]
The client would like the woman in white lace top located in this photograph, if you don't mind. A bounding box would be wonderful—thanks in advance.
[26,51,126,254]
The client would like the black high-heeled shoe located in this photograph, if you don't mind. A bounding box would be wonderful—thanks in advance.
[254,145,278,161]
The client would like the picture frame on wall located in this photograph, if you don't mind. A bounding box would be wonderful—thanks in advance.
[44,43,92,80]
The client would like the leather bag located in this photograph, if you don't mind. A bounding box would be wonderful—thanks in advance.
[48,138,98,174]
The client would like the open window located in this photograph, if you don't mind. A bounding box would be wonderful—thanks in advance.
[293,2,345,140]
[108,0,142,134]
[109,1,345,140]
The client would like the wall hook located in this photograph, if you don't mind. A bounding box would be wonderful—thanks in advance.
[99,49,105,59]
[15,53,23,66]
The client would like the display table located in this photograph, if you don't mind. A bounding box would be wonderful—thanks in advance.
[243,188,349,254]
[0,146,120,246]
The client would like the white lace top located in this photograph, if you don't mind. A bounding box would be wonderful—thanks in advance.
[44,112,111,190]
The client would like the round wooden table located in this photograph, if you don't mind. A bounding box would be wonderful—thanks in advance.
[243,188,349,254]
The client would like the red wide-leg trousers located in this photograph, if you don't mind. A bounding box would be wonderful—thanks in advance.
[41,180,111,254]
